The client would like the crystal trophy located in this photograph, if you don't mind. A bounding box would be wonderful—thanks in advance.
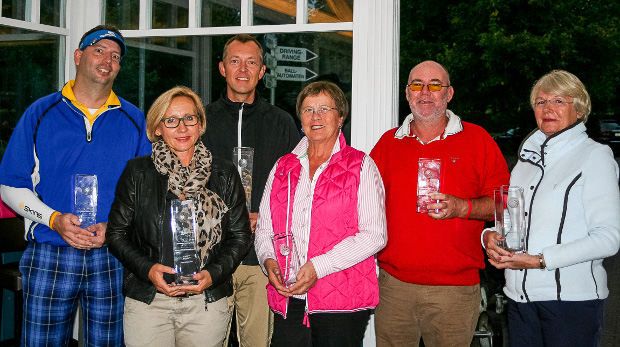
[273,233,300,287]
[233,147,254,211]
[73,174,98,228]
[494,185,526,253]
[170,199,199,285]
[417,158,441,213]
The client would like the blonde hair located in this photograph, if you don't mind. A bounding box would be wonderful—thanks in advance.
[530,70,591,122]
[146,86,206,142]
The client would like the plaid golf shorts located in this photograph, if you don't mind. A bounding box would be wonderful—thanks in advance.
[19,242,124,346]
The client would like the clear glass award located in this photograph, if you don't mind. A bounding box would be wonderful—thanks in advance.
[233,147,254,210]
[170,199,199,286]
[417,158,441,213]
[494,185,526,253]
[273,233,300,288]
[74,174,98,228]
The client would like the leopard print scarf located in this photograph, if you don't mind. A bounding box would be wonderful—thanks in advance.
[152,140,228,268]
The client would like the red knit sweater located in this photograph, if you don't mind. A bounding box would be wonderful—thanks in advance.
[370,122,509,286]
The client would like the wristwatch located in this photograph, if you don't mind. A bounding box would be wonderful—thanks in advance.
[538,253,545,269]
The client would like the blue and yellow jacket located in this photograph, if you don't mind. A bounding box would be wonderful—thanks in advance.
[0,80,151,246]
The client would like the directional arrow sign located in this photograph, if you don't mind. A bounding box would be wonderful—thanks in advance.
[275,46,318,63]
[275,66,318,82]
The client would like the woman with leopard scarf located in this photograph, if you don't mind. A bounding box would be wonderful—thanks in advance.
[107,86,252,347]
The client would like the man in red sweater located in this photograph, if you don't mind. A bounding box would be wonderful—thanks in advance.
[370,60,509,347]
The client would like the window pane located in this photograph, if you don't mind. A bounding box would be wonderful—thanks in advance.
[2,0,26,20]
[257,32,353,137]
[105,0,139,30]
[113,37,194,112]
[40,0,63,27]
[201,0,241,27]
[308,0,353,23]
[0,27,61,159]
[211,32,353,137]
[113,32,353,141]
[254,0,296,25]
[153,0,189,29]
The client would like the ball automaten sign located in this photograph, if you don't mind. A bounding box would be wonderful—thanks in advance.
[275,66,317,82]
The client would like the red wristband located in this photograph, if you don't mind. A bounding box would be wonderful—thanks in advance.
[465,199,472,219]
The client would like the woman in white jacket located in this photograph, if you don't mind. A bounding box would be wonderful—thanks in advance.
[484,70,620,346]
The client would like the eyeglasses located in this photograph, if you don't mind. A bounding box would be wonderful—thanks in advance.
[533,98,574,108]
[407,83,450,92]
[161,115,199,128]
[302,107,337,115]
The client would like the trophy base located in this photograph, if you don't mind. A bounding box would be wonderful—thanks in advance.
[417,194,439,213]
[416,207,440,214]
[76,212,96,229]
[497,241,525,254]
[174,274,198,286]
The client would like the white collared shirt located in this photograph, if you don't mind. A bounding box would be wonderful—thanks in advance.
[394,109,464,144]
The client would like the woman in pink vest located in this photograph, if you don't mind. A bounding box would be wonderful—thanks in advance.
[254,81,387,346]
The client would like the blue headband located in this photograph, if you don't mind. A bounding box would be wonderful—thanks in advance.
[79,30,126,59]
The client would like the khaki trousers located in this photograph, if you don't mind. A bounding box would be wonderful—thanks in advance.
[375,269,481,347]
[223,264,274,347]
[124,294,229,347]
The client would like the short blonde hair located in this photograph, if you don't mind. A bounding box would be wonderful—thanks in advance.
[146,86,206,142]
[530,70,591,122]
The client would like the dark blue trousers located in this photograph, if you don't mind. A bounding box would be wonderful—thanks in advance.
[507,298,605,347]
[271,298,370,347]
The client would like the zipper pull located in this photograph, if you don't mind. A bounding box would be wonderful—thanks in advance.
[303,311,310,327]
[303,305,310,327]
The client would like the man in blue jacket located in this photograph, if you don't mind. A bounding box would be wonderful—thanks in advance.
[0,25,151,346]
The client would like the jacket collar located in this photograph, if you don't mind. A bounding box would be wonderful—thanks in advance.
[61,80,120,124]
[518,121,587,166]
[293,131,346,161]
[219,88,262,114]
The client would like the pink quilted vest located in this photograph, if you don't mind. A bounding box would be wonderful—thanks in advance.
[267,134,379,318]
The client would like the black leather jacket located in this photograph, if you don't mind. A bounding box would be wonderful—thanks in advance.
[107,154,252,305]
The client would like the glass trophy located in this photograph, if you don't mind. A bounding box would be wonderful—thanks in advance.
[233,147,254,210]
[73,174,98,228]
[273,232,300,288]
[494,185,526,253]
[170,199,199,286]
[417,158,441,213]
